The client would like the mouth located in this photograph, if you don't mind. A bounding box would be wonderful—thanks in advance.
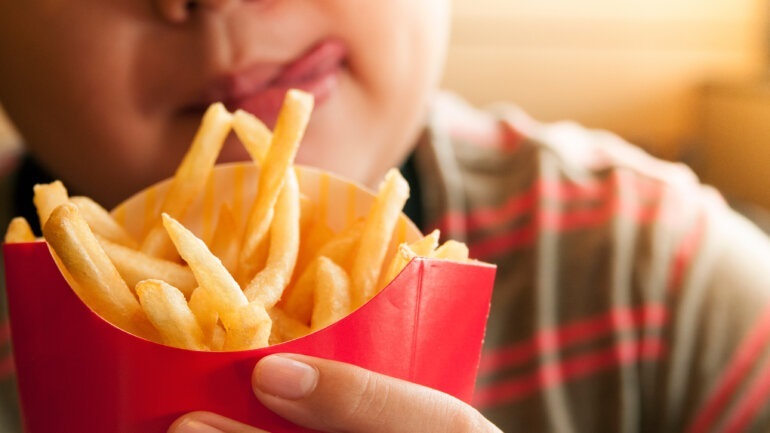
[184,39,347,128]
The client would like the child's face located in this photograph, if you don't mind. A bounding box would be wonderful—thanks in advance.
[0,1,450,207]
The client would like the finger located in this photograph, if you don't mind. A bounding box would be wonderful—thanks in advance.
[168,411,267,433]
[251,354,501,433]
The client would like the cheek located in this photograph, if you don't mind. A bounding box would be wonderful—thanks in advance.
[293,1,448,184]
[342,2,448,135]
[24,113,182,207]
[2,3,201,204]
[344,0,448,92]
[293,64,409,186]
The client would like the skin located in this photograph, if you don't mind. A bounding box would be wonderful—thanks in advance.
[0,0,449,208]
[168,354,502,433]
[0,0,501,430]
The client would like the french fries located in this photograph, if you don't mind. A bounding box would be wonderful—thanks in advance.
[140,103,233,261]
[99,237,198,298]
[4,217,36,243]
[350,169,410,308]
[33,180,69,229]
[70,196,139,249]
[281,219,363,324]
[42,203,158,341]
[161,213,251,327]
[243,168,300,307]
[311,257,351,331]
[136,279,207,350]
[233,109,272,164]
[239,90,313,279]
[5,89,478,352]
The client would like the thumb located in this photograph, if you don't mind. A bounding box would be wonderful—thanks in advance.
[252,353,501,433]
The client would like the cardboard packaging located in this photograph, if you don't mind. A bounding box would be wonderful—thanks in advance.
[3,164,496,433]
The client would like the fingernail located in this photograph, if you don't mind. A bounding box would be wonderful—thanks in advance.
[172,418,224,433]
[254,354,318,400]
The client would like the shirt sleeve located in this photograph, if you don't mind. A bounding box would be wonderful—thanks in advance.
[660,194,770,433]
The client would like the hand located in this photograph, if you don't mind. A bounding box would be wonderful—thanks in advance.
[168,353,501,433]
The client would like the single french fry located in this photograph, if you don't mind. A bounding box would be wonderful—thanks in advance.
[223,301,271,351]
[141,103,233,260]
[161,213,252,337]
[188,287,214,330]
[244,169,300,307]
[188,286,223,349]
[378,229,440,290]
[33,180,69,230]
[99,236,197,298]
[378,244,417,292]
[136,279,207,350]
[42,203,157,340]
[70,196,138,249]
[350,169,410,308]
[431,240,470,262]
[240,90,313,271]
[4,217,36,243]
[268,307,311,345]
[410,229,441,256]
[210,323,227,351]
[236,210,272,285]
[281,220,364,324]
[311,256,351,331]
[207,326,225,352]
[233,109,273,165]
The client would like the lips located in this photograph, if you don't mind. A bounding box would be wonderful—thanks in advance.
[193,39,347,128]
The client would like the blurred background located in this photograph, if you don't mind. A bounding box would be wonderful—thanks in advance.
[1,0,769,211]
[442,0,770,214]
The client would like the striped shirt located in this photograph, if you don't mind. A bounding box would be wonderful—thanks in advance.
[415,92,770,432]
[2,92,770,432]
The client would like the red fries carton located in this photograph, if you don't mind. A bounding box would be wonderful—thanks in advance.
[3,164,496,433]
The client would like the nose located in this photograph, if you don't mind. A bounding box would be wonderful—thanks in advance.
[154,0,239,23]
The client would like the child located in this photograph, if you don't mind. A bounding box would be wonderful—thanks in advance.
[2,1,770,432]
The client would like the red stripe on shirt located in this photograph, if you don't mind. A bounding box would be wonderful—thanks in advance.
[686,303,770,433]
[718,354,770,433]
[538,194,661,231]
[479,304,668,374]
[473,335,665,408]
[429,171,664,237]
[667,208,707,293]
[467,188,663,259]
[468,223,537,259]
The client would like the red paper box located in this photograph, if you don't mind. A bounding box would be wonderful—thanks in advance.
[3,164,496,433]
